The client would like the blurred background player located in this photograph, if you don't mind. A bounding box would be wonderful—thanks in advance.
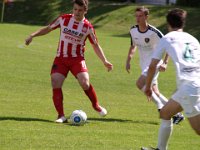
[25,0,113,123]
[143,8,200,150]
[126,6,184,124]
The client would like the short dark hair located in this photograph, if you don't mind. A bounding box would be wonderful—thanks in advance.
[73,0,89,11]
[166,8,187,29]
[135,6,149,16]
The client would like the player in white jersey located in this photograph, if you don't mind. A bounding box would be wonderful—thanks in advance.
[126,6,169,110]
[25,0,113,123]
[142,8,200,150]
[126,6,183,123]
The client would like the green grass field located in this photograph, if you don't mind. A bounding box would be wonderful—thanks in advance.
[0,3,200,150]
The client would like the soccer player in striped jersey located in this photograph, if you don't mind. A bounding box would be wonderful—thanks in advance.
[142,8,200,150]
[126,6,184,123]
[25,0,113,123]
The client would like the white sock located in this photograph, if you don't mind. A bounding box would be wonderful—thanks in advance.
[159,93,168,105]
[157,119,173,150]
[151,92,164,110]
[141,86,164,110]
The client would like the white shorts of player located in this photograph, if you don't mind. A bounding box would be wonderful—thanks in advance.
[142,60,163,85]
[172,80,200,118]
[142,69,159,85]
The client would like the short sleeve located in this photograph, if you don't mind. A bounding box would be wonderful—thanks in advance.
[129,32,135,46]
[49,16,61,30]
[130,31,135,46]
[88,27,98,45]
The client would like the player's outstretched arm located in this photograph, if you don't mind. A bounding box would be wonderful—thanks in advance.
[92,43,113,72]
[25,26,52,46]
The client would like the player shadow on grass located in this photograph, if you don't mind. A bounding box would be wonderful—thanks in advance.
[88,118,159,125]
[0,116,52,123]
[0,117,159,125]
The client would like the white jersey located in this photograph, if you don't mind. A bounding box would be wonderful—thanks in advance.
[130,24,163,71]
[152,31,200,87]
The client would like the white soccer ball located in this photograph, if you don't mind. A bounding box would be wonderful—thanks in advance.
[70,110,87,126]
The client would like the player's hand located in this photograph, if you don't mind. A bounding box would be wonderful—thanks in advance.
[25,35,33,45]
[104,60,113,72]
[126,63,131,73]
[145,88,152,102]
[158,63,167,72]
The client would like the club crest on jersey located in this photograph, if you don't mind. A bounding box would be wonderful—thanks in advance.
[82,27,87,33]
[145,38,150,43]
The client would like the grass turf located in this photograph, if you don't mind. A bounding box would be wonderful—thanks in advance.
[1,2,200,149]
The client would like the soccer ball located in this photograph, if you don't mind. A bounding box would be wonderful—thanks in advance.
[70,110,87,126]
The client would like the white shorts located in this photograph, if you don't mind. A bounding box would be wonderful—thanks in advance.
[142,60,163,85]
[142,68,159,85]
[172,81,200,118]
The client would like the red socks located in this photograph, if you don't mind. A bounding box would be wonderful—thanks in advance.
[84,84,101,112]
[52,85,100,117]
[53,88,64,117]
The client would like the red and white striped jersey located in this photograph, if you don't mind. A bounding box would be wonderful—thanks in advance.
[49,14,98,58]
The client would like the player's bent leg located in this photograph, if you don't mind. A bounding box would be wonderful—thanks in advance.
[152,84,160,96]
[137,75,164,110]
[77,72,107,116]
[160,99,183,120]
[155,100,182,150]
[152,84,168,105]
[77,72,90,90]
[136,75,146,90]
[151,84,165,108]
[151,92,164,110]
[188,114,200,135]
[153,85,185,124]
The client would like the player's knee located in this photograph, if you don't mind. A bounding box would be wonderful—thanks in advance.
[51,76,56,83]
[80,81,90,90]
[159,109,165,118]
[136,82,142,90]
[51,77,61,88]
[51,73,65,88]
[160,109,171,120]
